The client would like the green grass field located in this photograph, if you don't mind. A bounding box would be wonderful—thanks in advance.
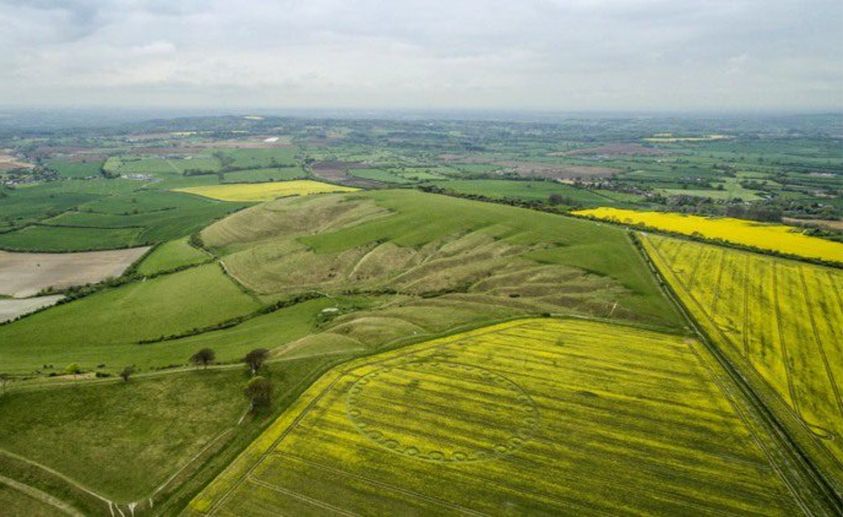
[137,237,211,276]
[430,179,621,206]
[349,168,414,184]
[220,148,297,169]
[221,167,306,183]
[190,318,801,515]
[0,188,247,251]
[0,264,262,373]
[45,159,104,179]
[0,369,247,501]
[0,225,144,252]
[203,190,683,332]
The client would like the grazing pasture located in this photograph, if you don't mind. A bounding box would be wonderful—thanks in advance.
[45,159,104,179]
[641,234,843,485]
[136,237,210,276]
[0,263,261,373]
[0,188,246,252]
[175,181,357,202]
[0,225,144,252]
[0,369,247,502]
[349,168,413,184]
[202,190,683,330]
[190,318,800,516]
[576,207,843,262]
[430,179,620,206]
[221,167,306,183]
[0,247,149,297]
[219,148,298,169]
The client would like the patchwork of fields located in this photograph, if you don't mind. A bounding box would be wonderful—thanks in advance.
[641,234,843,488]
[189,318,801,515]
[175,181,357,202]
[576,207,843,263]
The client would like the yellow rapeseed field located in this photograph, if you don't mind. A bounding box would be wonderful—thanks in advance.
[174,180,357,202]
[575,207,843,263]
[188,318,800,516]
[641,233,843,479]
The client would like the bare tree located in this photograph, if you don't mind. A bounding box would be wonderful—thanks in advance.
[244,348,269,375]
[190,348,215,369]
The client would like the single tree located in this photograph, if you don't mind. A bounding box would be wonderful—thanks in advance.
[244,348,270,375]
[548,193,563,205]
[65,363,81,379]
[244,376,272,411]
[191,348,215,369]
[119,366,135,382]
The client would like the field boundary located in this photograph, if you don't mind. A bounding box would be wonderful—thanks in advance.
[633,232,843,515]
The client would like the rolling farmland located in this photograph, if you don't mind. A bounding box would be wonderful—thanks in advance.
[175,181,357,202]
[576,207,843,263]
[0,247,149,297]
[641,233,843,489]
[189,318,802,516]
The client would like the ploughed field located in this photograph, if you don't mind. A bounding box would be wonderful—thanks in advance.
[576,207,843,263]
[642,233,843,490]
[188,318,802,516]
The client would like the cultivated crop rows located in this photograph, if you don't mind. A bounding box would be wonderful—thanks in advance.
[189,319,801,516]
[641,234,843,484]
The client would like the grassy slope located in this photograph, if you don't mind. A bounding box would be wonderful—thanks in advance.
[0,369,246,501]
[136,237,211,276]
[0,264,262,373]
[431,179,619,206]
[0,484,65,517]
[304,190,676,321]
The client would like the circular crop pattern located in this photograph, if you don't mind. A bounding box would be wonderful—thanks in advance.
[346,359,539,463]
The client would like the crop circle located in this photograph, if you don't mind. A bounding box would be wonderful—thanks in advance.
[346,360,539,463]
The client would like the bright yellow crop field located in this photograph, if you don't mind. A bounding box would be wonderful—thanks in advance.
[174,180,357,202]
[188,318,801,516]
[575,207,843,263]
[641,234,843,477]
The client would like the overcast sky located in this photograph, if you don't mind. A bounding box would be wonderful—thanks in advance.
[0,0,841,112]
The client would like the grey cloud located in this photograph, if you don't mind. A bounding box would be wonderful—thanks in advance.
[0,0,840,111]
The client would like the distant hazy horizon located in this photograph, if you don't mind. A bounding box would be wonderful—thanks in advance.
[1,0,841,112]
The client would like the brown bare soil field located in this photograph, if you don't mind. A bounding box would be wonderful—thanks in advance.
[496,161,618,179]
[311,160,383,188]
[0,295,64,323]
[555,143,668,157]
[782,217,843,232]
[0,152,33,171]
[0,247,150,298]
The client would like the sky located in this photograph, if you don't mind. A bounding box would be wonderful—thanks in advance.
[0,0,841,112]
